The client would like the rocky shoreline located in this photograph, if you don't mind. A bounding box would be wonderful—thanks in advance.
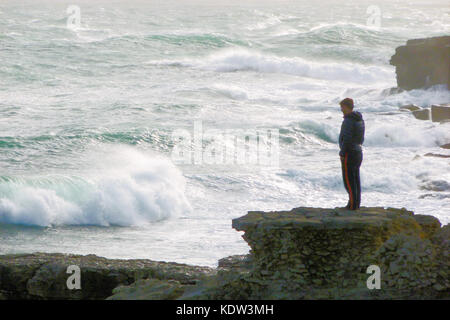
[0,252,214,300]
[1,206,448,300]
[1,36,449,301]
[390,35,450,90]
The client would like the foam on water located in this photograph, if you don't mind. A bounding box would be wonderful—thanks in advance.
[0,146,191,227]
[0,0,449,265]
[150,48,394,83]
[365,122,450,148]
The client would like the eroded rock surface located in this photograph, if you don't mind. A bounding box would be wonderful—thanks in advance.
[390,36,450,90]
[0,253,214,299]
[182,207,448,299]
[1,207,448,300]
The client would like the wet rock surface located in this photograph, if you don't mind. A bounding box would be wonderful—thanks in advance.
[183,207,448,299]
[1,207,448,300]
[390,36,450,90]
[0,253,214,299]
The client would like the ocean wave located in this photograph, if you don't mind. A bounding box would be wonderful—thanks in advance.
[149,48,394,83]
[299,22,395,44]
[365,122,450,148]
[0,147,191,227]
[378,85,450,108]
[296,120,338,143]
[0,129,174,153]
[207,84,249,100]
[279,117,450,148]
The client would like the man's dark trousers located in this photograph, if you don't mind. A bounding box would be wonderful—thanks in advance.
[341,150,362,210]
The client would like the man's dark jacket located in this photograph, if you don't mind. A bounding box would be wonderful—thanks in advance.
[339,111,365,157]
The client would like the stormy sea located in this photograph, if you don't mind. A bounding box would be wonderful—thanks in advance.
[0,0,449,267]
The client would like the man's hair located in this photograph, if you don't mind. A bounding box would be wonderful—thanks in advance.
[340,98,354,110]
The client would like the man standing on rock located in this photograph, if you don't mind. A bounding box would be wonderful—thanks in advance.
[339,98,365,210]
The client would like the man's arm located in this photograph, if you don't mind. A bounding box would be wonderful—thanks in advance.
[339,118,353,157]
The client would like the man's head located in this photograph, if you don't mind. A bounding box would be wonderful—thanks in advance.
[340,98,354,115]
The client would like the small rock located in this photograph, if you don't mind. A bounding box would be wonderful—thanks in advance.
[420,180,450,192]
[431,104,450,122]
[412,108,430,120]
[107,279,185,300]
[424,153,450,159]
[432,283,445,291]
[399,104,421,111]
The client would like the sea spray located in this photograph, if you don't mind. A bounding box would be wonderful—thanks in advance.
[0,146,191,227]
[148,48,394,83]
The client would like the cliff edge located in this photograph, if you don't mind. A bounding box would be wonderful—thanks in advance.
[181,207,448,299]
[390,35,450,90]
[0,207,448,300]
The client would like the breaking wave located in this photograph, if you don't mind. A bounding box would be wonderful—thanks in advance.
[0,146,191,227]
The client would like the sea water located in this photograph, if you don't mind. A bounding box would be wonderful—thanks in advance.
[0,0,449,267]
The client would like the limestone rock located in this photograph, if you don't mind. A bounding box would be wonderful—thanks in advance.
[399,104,421,112]
[373,234,437,293]
[424,153,450,159]
[1,207,448,300]
[217,207,449,299]
[412,214,441,238]
[390,36,450,90]
[420,180,450,192]
[412,108,430,120]
[106,279,185,300]
[431,104,450,122]
[217,254,252,272]
[0,253,214,299]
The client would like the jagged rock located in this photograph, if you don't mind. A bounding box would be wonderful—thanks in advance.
[419,193,450,200]
[412,108,430,120]
[1,208,448,300]
[431,104,450,122]
[381,87,404,96]
[106,279,186,300]
[399,104,421,112]
[424,153,450,159]
[0,253,214,299]
[390,36,450,90]
[440,143,450,149]
[432,225,450,295]
[231,207,422,289]
[193,207,449,299]
[217,254,252,272]
[373,234,437,293]
[420,180,450,192]
[412,215,441,238]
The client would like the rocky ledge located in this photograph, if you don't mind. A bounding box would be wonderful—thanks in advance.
[0,253,214,299]
[0,207,448,300]
[390,35,450,90]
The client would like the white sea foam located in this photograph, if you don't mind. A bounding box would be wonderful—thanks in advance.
[1,0,449,265]
[365,122,450,147]
[0,147,191,227]
[149,48,394,83]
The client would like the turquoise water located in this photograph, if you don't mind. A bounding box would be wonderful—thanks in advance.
[0,0,449,266]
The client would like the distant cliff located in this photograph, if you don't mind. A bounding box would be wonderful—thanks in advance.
[0,207,448,300]
[390,36,450,90]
